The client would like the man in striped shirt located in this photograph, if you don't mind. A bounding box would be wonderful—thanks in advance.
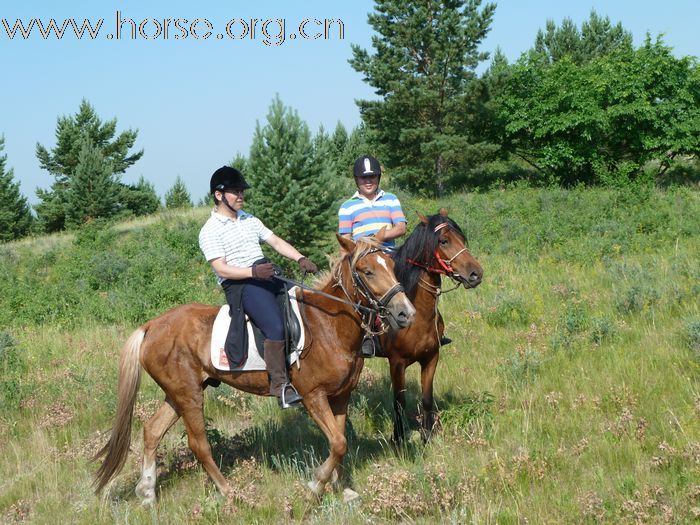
[199,166,318,408]
[338,155,406,251]
[338,155,406,357]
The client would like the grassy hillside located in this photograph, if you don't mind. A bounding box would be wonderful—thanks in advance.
[1,187,699,523]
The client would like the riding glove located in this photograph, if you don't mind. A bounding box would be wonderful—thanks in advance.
[297,257,318,274]
[252,261,275,280]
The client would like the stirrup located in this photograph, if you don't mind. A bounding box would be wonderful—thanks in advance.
[278,383,303,409]
[361,336,375,358]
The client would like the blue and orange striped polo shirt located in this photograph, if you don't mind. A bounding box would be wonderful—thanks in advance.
[338,189,406,247]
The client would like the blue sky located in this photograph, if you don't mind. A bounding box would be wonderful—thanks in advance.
[1,0,697,204]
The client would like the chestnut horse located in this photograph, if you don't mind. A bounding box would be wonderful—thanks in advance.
[382,209,483,443]
[94,234,415,502]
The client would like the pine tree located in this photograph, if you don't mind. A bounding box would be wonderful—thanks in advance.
[164,176,192,209]
[331,122,349,161]
[533,10,632,65]
[0,136,33,242]
[334,125,374,192]
[247,96,339,271]
[119,176,161,216]
[65,137,119,228]
[350,0,497,195]
[35,99,143,231]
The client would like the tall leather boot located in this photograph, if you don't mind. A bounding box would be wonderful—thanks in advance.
[263,339,302,409]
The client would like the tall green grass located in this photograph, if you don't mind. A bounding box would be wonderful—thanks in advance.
[0,187,698,523]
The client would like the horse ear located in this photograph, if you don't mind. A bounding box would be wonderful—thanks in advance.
[439,208,449,217]
[374,226,387,243]
[336,233,356,253]
[417,212,429,224]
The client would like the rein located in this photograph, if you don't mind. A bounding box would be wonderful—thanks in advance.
[274,274,376,314]
[274,249,404,319]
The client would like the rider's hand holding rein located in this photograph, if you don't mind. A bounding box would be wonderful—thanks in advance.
[251,261,275,280]
[297,256,318,274]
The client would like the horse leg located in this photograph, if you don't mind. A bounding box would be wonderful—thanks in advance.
[419,351,440,443]
[327,393,351,491]
[170,388,233,497]
[390,358,408,444]
[304,393,348,499]
[135,398,179,505]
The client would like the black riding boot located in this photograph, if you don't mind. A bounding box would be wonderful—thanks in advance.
[264,339,302,409]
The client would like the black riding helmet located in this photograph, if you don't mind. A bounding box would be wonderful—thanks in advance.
[210,166,250,194]
[353,155,381,180]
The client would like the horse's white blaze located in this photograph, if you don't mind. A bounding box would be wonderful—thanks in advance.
[375,254,389,272]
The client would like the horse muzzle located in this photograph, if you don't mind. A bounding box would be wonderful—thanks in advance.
[457,268,483,289]
[386,293,416,330]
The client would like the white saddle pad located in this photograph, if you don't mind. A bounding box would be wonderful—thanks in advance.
[210,286,305,371]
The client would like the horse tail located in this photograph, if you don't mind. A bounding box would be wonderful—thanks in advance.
[93,327,146,494]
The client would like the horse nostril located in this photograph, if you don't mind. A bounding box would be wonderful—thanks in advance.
[469,271,481,282]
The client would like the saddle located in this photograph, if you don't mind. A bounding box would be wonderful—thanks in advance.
[210,283,306,372]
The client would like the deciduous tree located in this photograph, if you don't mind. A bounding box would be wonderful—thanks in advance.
[497,35,700,185]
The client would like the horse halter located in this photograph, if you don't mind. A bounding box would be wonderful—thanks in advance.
[408,222,468,279]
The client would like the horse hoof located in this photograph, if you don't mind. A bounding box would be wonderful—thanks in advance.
[135,483,156,505]
[307,480,324,498]
[138,491,155,506]
[342,488,360,504]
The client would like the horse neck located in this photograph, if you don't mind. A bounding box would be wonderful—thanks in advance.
[305,259,366,345]
[413,270,441,312]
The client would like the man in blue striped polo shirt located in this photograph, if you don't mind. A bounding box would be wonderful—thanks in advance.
[338,155,406,251]
[338,155,407,357]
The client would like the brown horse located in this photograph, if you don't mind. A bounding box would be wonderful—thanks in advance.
[382,209,483,443]
[94,233,415,503]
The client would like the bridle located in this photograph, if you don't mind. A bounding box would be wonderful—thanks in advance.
[341,248,405,333]
[406,222,471,285]
[276,247,404,332]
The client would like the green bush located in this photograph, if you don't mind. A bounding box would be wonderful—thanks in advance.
[0,332,27,411]
[685,319,700,361]
[484,295,530,327]
[499,349,542,387]
[590,317,616,345]
[440,391,495,435]
[616,285,660,315]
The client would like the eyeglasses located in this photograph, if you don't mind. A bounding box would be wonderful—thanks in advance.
[223,188,246,196]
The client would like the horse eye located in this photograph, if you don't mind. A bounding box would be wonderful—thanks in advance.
[440,238,449,246]
[363,270,374,277]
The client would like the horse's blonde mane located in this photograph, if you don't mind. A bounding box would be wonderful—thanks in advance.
[313,237,383,289]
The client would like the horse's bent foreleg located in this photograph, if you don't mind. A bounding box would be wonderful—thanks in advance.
[419,352,440,443]
[135,398,179,505]
[304,393,348,498]
[390,358,408,444]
